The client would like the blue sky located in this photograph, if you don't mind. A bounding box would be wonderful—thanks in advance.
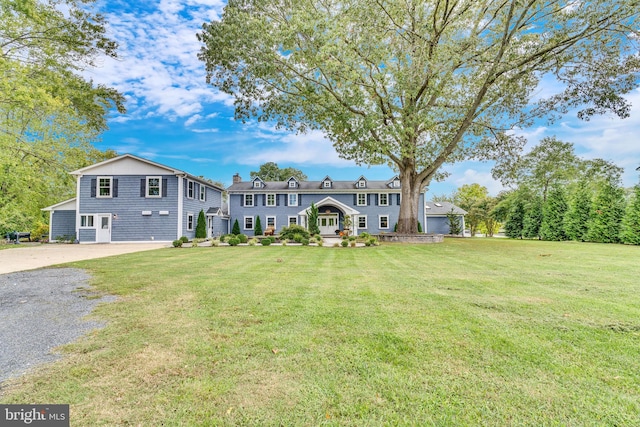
[89,0,640,196]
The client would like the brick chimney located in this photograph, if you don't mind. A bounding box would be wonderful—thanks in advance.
[232,173,242,184]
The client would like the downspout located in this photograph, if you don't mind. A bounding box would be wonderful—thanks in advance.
[75,174,82,241]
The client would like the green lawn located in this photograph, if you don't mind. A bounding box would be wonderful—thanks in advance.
[2,239,640,425]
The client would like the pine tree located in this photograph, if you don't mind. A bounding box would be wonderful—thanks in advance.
[587,182,625,243]
[564,180,593,242]
[195,209,207,238]
[540,187,568,241]
[232,219,241,235]
[505,197,525,239]
[621,185,640,245]
[254,216,263,236]
[522,196,543,239]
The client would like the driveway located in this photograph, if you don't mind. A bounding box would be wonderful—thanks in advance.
[0,243,168,274]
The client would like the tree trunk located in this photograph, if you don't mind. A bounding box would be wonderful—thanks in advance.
[397,167,423,234]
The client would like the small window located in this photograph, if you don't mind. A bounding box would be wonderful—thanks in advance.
[358,180,366,188]
[357,193,367,206]
[244,216,254,230]
[323,180,331,188]
[200,185,206,201]
[288,193,298,206]
[187,213,194,231]
[253,181,262,188]
[393,180,400,188]
[147,177,161,197]
[288,216,297,225]
[187,180,194,199]
[358,215,367,229]
[266,216,276,229]
[80,215,94,228]
[379,193,388,206]
[288,181,297,188]
[97,177,112,198]
[266,193,276,207]
[244,194,254,207]
[379,215,389,229]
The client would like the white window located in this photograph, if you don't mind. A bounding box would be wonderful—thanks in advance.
[80,215,94,228]
[200,185,206,201]
[323,180,331,188]
[187,213,194,231]
[187,180,194,199]
[358,215,367,229]
[288,181,297,188]
[147,177,161,198]
[393,179,400,188]
[379,193,388,206]
[244,194,254,207]
[288,193,298,206]
[357,193,367,206]
[244,216,254,230]
[253,181,262,188]
[288,216,297,225]
[358,180,366,188]
[266,216,276,229]
[379,215,389,229]
[97,177,112,198]
[266,193,276,206]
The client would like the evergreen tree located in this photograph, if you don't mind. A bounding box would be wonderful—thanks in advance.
[564,180,592,241]
[522,196,543,239]
[232,219,241,235]
[446,209,462,235]
[307,202,320,235]
[254,216,263,236]
[540,187,568,241]
[587,182,626,243]
[505,197,526,239]
[195,209,207,238]
[621,185,640,245]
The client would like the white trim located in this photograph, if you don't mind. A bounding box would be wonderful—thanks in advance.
[288,216,298,225]
[297,196,360,217]
[244,193,254,207]
[357,193,367,206]
[177,175,184,239]
[75,175,81,239]
[357,215,368,229]
[266,193,276,207]
[266,215,276,230]
[187,180,195,199]
[379,215,390,229]
[378,193,389,206]
[244,216,254,230]
[187,212,194,231]
[199,185,206,201]
[146,176,162,198]
[288,193,298,206]
[80,214,95,228]
[97,176,113,198]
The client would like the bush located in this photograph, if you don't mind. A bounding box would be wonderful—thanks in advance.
[191,238,204,247]
[349,236,356,241]
[365,240,371,247]
[293,233,304,243]
[172,239,183,248]
[196,209,207,238]
[248,238,258,246]
[360,232,370,240]
[333,242,340,247]
[232,219,241,235]
[341,240,349,247]
[279,224,310,241]
[228,237,240,246]
[180,236,189,243]
[302,238,310,246]
[211,239,220,247]
[261,238,271,246]
[238,234,248,243]
[220,234,233,243]
[350,241,356,247]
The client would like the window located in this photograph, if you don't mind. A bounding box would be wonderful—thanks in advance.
[266,193,276,206]
[357,193,367,206]
[187,213,194,231]
[266,216,276,229]
[244,216,254,230]
[358,215,367,229]
[358,180,366,188]
[200,185,206,201]
[80,215,94,228]
[323,180,331,188]
[288,180,297,188]
[379,215,389,229]
[253,181,262,188]
[379,193,388,206]
[97,177,112,197]
[187,180,194,199]
[244,194,254,207]
[147,177,161,197]
[288,193,298,206]
[393,179,400,188]
[288,216,297,225]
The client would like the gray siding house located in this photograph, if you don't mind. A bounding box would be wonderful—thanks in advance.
[227,174,428,236]
[424,201,467,235]
[43,154,227,243]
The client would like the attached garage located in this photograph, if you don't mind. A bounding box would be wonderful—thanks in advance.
[424,201,466,236]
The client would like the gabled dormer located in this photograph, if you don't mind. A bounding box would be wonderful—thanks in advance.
[286,176,299,189]
[355,175,368,189]
[251,176,265,189]
[387,175,401,188]
[321,176,333,189]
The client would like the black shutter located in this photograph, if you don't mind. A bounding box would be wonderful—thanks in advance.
[374,194,378,206]
[91,179,96,197]
[397,194,401,205]
[240,195,244,207]
[285,194,288,206]
[141,179,147,197]
[162,179,168,197]
[276,194,280,206]
[298,195,301,206]
[367,194,371,206]
[262,194,266,206]
[353,194,357,205]
[113,179,118,198]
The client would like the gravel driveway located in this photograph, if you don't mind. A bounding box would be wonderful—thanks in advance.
[0,268,116,385]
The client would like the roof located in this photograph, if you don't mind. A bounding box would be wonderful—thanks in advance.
[228,177,401,192]
[42,198,76,211]
[424,201,467,215]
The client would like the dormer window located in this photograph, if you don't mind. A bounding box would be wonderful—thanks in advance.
[393,179,400,188]
[288,180,297,188]
[323,180,331,188]
[358,180,366,188]
[253,181,262,188]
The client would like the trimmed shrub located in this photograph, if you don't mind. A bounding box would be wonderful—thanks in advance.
[350,241,356,247]
[254,216,263,236]
[172,239,183,247]
[302,238,310,246]
[238,234,248,243]
[228,237,240,246]
[232,219,241,235]
[180,236,189,243]
[341,240,348,247]
[261,238,272,246]
[248,238,258,246]
[279,224,310,241]
[211,239,220,247]
[293,233,304,243]
[195,209,207,238]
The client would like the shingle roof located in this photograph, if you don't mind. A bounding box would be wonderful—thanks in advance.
[424,201,467,215]
[228,178,400,192]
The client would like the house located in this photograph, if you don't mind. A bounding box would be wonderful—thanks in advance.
[424,201,467,235]
[227,174,429,236]
[42,154,228,243]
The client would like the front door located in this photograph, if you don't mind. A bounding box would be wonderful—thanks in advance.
[318,214,339,235]
[96,214,111,243]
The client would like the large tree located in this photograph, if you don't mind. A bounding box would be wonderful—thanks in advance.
[1,0,124,234]
[198,0,639,233]
[453,183,488,236]
[250,162,307,181]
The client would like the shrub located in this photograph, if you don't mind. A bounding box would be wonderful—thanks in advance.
[192,238,205,247]
[254,216,263,236]
[317,240,323,247]
[220,234,233,243]
[261,238,271,246]
[365,240,371,247]
[228,237,240,246]
[309,237,317,244]
[348,236,356,241]
[211,239,220,247]
[350,241,356,247]
[238,234,248,243]
[172,239,183,248]
[196,209,207,238]
[341,240,349,247]
[279,224,310,241]
[302,238,310,246]
[180,236,189,243]
[293,233,304,243]
[333,242,340,247]
[360,232,370,240]
[248,238,258,246]
[232,219,241,235]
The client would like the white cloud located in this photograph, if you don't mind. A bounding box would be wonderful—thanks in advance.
[191,128,219,133]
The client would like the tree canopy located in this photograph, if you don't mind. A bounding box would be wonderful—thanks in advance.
[199,0,640,233]
[250,162,307,182]
[1,0,124,234]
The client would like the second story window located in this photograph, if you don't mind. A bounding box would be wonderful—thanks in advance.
[266,194,276,206]
[379,193,388,206]
[357,193,367,206]
[244,194,254,207]
[200,185,206,201]
[97,177,112,198]
[187,180,194,199]
[288,193,298,206]
[147,177,161,197]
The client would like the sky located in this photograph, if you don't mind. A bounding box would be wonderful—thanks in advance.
[88,0,640,196]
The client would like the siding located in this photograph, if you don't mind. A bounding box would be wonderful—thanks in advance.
[181,180,223,239]
[50,210,76,240]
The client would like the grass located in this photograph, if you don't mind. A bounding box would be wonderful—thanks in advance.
[2,238,640,425]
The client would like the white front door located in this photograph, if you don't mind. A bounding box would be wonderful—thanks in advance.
[96,214,111,243]
[318,214,339,235]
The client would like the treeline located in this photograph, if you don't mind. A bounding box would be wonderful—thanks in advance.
[439,137,640,245]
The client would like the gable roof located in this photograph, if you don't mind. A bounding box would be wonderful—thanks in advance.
[42,198,76,211]
[424,201,467,215]
[228,177,405,192]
